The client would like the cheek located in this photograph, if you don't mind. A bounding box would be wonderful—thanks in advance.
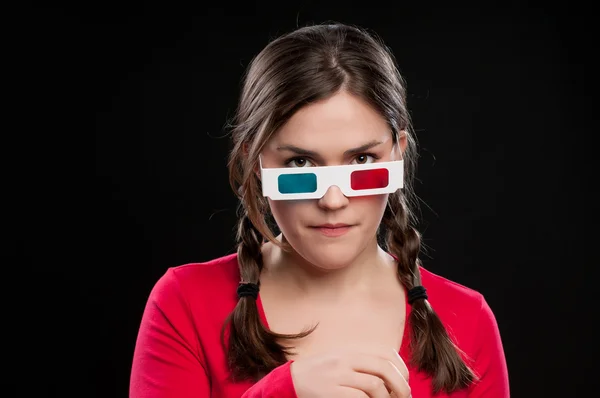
[351,194,389,219]
[268,194,389,236]
[268,200,303,233]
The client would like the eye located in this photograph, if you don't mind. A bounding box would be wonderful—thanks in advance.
[287,158,314,168]
[352,154,377,165]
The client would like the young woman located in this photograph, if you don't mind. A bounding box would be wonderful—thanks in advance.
[130,22,510,398]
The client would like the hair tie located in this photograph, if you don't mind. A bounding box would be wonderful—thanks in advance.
[237,282,259,300]
[407,285,428,305]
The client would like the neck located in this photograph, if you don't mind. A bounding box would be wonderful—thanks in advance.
[261,234,397,303]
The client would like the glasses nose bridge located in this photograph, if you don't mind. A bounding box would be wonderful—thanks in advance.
[317,166,350,201]
[324,183,344,194]
[318,184,348,208]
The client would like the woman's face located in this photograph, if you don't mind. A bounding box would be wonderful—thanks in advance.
[259,90,406,270]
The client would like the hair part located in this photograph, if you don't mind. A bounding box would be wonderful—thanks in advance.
[222,21,477,393]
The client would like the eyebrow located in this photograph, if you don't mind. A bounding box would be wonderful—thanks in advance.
[276,140,384,159]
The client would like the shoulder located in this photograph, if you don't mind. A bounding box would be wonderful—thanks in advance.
[417,266,498,354]
[150,253,241,310]
[418,266,484,312]
[169,252,240,290]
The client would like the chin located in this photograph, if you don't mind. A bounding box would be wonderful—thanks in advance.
[282,226,374,270]
[300,244,361,271]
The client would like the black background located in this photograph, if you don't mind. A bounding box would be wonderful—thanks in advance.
[10,2,594,397]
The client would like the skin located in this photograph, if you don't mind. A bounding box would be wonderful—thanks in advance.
[257,89,412,397]
[259,89,407,303]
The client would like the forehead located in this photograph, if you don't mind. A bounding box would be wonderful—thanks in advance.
[268,91,391,150]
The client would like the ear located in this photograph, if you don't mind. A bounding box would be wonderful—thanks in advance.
[395,130,408,159]
[242,142,261,178]
[254,154,261,180]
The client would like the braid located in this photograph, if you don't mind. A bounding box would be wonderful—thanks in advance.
[222,209,314,381]
[383,192,478,394]
[237,214,264,284]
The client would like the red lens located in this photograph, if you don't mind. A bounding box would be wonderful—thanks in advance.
[350,168,389,190]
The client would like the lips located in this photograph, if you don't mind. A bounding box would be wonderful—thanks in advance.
[311,223,354,237]
[314,223,351,228]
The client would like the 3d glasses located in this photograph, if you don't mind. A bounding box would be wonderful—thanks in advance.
[261,159,404,200]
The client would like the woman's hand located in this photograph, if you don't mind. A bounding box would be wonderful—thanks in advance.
[290,346,411,398]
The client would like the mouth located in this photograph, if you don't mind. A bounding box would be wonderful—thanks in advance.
[310,223,354,237]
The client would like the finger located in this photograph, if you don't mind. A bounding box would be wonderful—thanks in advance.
[376,346,409,383]
[339,372,391,398]
[336,386,371,398]
[353,345,409,383]
[349,354,411,398]
[390,393,411,398]
[387,348,409,383]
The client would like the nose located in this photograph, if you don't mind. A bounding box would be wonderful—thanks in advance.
[317,185,349,210]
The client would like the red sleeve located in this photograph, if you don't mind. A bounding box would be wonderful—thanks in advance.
[241,361,298,398]
[129,269,210,398]
[468,296,510,397]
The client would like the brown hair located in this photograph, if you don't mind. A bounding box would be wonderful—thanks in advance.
[222,22,477,394]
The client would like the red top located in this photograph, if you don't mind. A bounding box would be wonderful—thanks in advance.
[130,253,509,397]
